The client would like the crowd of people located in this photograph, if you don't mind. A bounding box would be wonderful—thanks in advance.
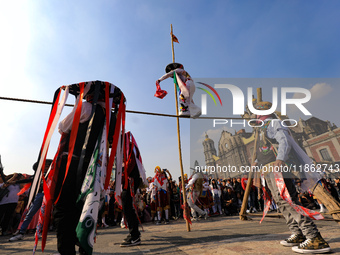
[1,167,340,235]
[1,169,340,238]
[97,171,340,228]
[1,165,340,255]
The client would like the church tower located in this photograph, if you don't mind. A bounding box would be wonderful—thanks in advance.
[203,133,217,166]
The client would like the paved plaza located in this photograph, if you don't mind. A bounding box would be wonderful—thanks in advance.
[1,213,339,255]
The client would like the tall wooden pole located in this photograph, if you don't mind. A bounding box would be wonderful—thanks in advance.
[240,88,262,220]
[239,128,259,220]
[170,24,190,232]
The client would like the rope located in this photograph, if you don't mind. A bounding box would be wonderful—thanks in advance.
[0,96,249,120]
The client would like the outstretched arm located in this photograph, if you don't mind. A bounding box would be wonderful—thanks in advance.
[157,68,185,83]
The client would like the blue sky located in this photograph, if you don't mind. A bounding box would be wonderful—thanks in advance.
[0,0,340,180]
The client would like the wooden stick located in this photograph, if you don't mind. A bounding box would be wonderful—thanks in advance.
[239,128,259,220]
[171,25,175,65]
[313,183,340,226]
[170,24,190,232]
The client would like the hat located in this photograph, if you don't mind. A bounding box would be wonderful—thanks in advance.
[155,166,161,173]
[250,88,273,113]
[255,101,272,110]
[165,63,184,73]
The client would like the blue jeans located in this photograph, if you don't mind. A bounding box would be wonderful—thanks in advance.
[20,192,44,233]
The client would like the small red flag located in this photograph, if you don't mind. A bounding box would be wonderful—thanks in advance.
[171,32,179,43]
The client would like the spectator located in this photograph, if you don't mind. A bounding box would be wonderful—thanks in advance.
[12,194,26,232]
[335,178,340,198]
[210,179,222,215]
[241,174,257,213]
[9,159,52,242]
[171,187,180,220]
[225,178,233,190]
[0,173,23,236]
[236,192,243,212]
[224,187,238,215]
[235,177,243,196]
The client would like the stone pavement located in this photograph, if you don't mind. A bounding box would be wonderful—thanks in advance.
[1,213,339,255]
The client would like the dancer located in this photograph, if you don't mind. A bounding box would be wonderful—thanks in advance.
[119,131,147,247]
[30,81,126,255]
[186,172,208,220]
[152,167,170,224]
[251,95,330,254]
[155,63,201,118]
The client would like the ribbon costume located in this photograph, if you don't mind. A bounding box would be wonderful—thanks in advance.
[154,63,201,118]
[146,177,157,221]
[249,93,331,253]
[152,166,170,224]
[186,172,208,220]
[29,81,126,255]
[198,177,213,216]
[118,131,147,247]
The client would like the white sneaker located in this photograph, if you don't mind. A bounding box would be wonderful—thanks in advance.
[9,233,24,242]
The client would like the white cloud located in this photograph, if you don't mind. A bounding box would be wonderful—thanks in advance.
[287,83,333,119]
[309,83,333,100]
[293,83,332,100]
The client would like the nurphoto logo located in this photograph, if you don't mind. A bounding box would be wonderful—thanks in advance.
[200,85,311,116]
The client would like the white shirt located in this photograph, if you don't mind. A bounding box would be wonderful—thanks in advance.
[0,183,20,205]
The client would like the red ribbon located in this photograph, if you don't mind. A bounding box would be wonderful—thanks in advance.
[154,81,167,99]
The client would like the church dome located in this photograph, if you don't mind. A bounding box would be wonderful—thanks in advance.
[204,133,213,142]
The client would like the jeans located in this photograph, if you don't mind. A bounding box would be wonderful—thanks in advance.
[265,171,318,239]
[20,192,44,233]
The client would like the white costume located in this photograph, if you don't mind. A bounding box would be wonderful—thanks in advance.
[157,68,201,118]
[186,173,207,219]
